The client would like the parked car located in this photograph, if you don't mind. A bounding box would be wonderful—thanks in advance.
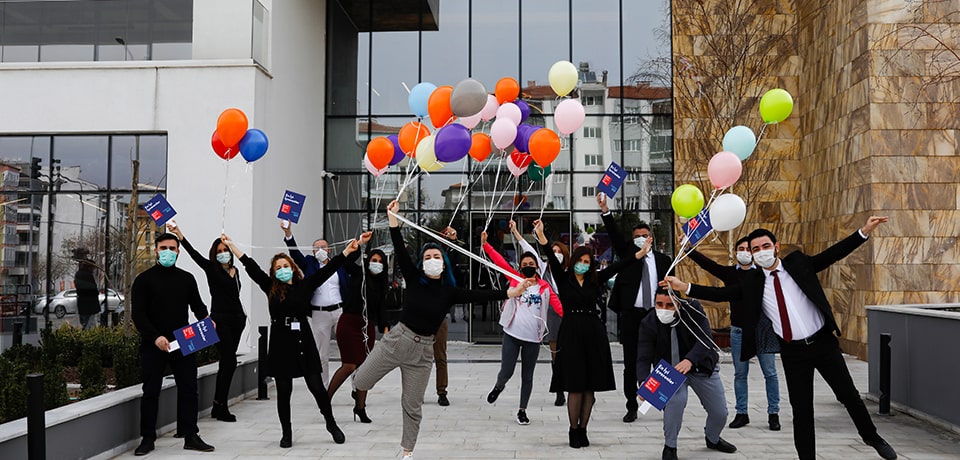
[33,289,125,319]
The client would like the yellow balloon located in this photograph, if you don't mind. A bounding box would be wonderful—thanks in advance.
[415,135,444,172]
[548,61,579,97]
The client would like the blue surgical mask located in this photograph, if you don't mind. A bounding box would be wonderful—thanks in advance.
[158,249,177,267]
[275,267,294,282]
[573,262,590,275]
[216,252,232,264]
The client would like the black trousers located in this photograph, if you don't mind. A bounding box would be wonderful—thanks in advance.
[275,372,335,433]
[211,314,246,404]
[780,329,881,460]
[619,306,651,411]
[140,345,198,440]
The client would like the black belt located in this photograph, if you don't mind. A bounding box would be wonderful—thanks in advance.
[312,303,341,312]
[782,326,831,346]
[272,316,301,327]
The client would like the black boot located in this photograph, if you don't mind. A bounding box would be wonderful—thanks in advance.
[578,427,590,447]
[353,406,372,423]
[211,400,237,422]
[568,427,581,449]
[326,420,345,444]
[279,425,292,448]
[554,392,565,406]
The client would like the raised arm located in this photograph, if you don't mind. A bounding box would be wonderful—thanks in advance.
[598,193,632,258]
[283,234,310,273]
[687,249,734,282]
[809,216,886,272]
[534,219,565,285]
[511,220,547,278]
[303,234,368,291]
[221,234,272,293]
[387,200,421,282]
[661,275,743,303]
[598,252,642,282]
[481,231,521,279]
[166,222,213,271]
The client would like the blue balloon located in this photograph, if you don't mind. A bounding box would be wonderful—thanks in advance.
[239,129,269,162]
[408,82,437,118]
[721,125,757,161]
[514,124,539,153]
[434,124,472,163]
[387,134,404,166]
[515,99,530,123]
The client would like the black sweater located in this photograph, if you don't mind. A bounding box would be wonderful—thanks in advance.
[637,299,719,379]
[181,238,246,318]
[131,263,209,345]
[391,226,508,335]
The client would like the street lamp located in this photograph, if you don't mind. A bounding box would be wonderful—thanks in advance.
[115,37,134,61]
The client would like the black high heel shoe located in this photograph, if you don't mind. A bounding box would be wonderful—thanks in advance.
[353,406,372,423]
[326,420,346,444]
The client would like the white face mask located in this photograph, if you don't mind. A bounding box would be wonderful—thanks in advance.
[754,248,777,269]
[368,262,384,275]
[554,252,564,263]
[656,308,676,325]
[423,258,444,277]
[634,236,648,248]
[736,250,753,266]
[315,248,329,262]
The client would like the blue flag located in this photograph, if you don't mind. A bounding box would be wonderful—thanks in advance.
[681,210,713,250]
[637,359,687,411]
[597,162,627,198]
[172,317,220,356]
[277,190,307,223]
[143,193,177,227]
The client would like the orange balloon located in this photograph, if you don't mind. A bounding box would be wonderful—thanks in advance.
[217,108,248,147]
[469,133,492,162]
[528,129,561,167]
[398,121,431,156]
[495,77,520,104]
[428,86,455,129]
[366,137,395,170]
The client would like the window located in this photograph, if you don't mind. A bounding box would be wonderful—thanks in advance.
[583,127,602,138]
[583,95,603,106]
[582,186,597,197]
[616,139,642,151]
[584,154,602,166]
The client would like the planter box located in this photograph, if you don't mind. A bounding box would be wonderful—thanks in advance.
[866,304,960,433]
[712,328,731,349]
[0,353,261,459]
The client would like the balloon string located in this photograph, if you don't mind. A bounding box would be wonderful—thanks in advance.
[486,174,516,230]
[538,172,552,221]
[509,181,536,222]
[220,159,231,233]
[484,155,505,229]
[756,123,769,144]
[447,156,492,229]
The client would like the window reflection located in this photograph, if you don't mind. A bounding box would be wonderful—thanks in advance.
[421,0,468,84]
[471,0,520,92]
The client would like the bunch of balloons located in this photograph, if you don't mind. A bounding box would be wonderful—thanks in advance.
[211,108,269,163]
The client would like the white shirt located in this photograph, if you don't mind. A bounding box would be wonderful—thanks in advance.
[633,252,657,309]
[503,285,544,343]
[761,262,824,341]
[311,268,342,307]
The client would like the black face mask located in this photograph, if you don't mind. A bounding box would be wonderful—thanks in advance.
[520,266,538,278]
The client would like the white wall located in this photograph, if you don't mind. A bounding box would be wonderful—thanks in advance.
[192,0,256,60]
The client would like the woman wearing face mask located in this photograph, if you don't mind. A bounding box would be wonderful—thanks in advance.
[353,200,533,460]
[327,248,389,423]
[533,219,644,449]
[166,222,246,423]
[222,231,370,448]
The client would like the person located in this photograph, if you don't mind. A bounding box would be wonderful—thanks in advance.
[481,229,563,425]
[353,200,532,460]
[131,233,215,456]
[597,193,673,423]
[508,220,568,406]
[327,248,389,423]
[687,236,781,430]
[638,290,737,460]
[168,221,247,423]
[74,256,99,330]
[533,218,641,449]
[661,216,898,460]
[282,223,350,386]
[432,226,462,407]
[224,231,370,448]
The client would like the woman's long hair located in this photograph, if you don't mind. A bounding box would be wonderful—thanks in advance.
[268,253,303,302]
[208,238,233,266]
[568,246,598,285]
[551,241,571,271]
[416,242,456,286]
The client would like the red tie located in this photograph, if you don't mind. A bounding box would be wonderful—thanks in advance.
[771,270,793,342]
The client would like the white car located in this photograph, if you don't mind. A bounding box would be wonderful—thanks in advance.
[33,289,125,319]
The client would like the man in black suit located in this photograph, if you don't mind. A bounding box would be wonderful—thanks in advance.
[598,193,673,423]
[662,216,897,460]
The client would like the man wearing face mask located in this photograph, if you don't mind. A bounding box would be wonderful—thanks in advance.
[687,236,781,431]
[597,193,673,423]
[282,222,351,386]
[131,233,215,456]
[637,290,736,460]
[662,216,897,460]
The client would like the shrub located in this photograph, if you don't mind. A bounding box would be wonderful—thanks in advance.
[40,327,69,410]
[113,333,141,389]
[79,332,105,400]
[54,324,83,367]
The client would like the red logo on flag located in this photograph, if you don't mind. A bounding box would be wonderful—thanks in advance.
[602,175,612,186]
[688,217,700,231]
[643,377,661,393]
[182,326,195,339]
[151,210,163,221]
[280,204,291,214]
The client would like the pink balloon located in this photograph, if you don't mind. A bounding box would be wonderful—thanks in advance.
[707,151,743,188]
[490,118,518,150]
[495,103,522,125]
[459,112,482,130]
[364,154,388,177]
[480,95,499,121]
[555,99,586,135]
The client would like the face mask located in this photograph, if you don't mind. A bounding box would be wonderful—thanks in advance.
[275,267,294,282]
[423,258,444,277]
[216,252,232,264]
[754,248,777,269]
[736,251,753,266]
[634,236,648,249]
[520,266,538,278]
[315,248,329,262]
[158,249,177,267]
[368,262,384,275]
[573,262,590,275]
[554,252,564,263]
[656,308,676,325]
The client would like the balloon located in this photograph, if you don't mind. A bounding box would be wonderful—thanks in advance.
[366,137,395,170]
[364,154,388,177]
[759,88,794,124]
[722,125,757,161]
[490,118,518,150]
[238,129,269,162]
[515,99,530,123]
[450,78,488,117]
[671,184,705,218]
[387,134,405,166]
[217,108,248,147]
[480,95,499,121]
[398,121,431,155]
[507,150,530,177]
[528,163,552,181]
[495,77,520,104]
[459,112,482,130]
[434,124,472,163]
[528,128,561,167]
[707,151,743,189]
[555,99,586,135]
[548,61,579,97]
[428,85,455,128]
[709,193,747,232]
[211,131,238,160]
[496,103,522,125]
[408,82,437,118]
[469,133,492,162]
[415,135,444,172]
[514,124,537,153]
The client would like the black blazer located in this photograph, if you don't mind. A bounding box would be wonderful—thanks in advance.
[687,250,754,327]
[688,231,868,361]
[636,299,718,380]
[602,212,673,314]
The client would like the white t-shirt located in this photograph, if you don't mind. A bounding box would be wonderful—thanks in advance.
[503,285,544,343]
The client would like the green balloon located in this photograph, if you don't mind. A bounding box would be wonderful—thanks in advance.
[528,163,552,182]
[759,88,794,124]
[671,184,705,218]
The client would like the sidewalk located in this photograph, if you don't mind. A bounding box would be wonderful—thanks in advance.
[114,343,960,459]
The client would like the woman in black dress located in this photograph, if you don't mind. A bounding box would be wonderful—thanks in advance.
[223,231,371,448]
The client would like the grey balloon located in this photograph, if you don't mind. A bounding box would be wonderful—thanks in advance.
[450,78,488,117]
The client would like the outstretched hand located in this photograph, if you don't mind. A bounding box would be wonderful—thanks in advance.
[344,239,360,256]
[359,231,373,246]
[387,200,400,228]
[660,276,689,293]
[442,226,458,241]
[480,231,488,246]
[861,216,889,235]
[635,236,653,259]
[166,221,183,240]
[596,193,609,213]
[532,219,547,244]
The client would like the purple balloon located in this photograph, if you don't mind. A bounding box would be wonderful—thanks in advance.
[387,134,404,166]
[434,124,472,163]
[514,124,540,153]
[515,99,530,123]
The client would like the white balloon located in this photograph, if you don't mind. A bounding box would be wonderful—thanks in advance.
[495,103,522,125]
[708,194,747,232]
